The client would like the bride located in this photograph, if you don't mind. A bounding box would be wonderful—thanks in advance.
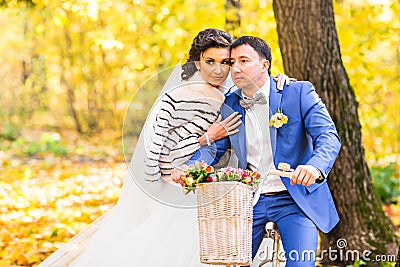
[39,28,290,266]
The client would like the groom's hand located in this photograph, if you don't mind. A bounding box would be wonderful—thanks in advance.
[290,165,322,186]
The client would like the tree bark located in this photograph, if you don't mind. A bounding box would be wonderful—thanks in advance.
[273,0,397,265]
[225,0,241,39]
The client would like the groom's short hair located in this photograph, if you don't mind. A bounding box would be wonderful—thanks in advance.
[231,36,272,75]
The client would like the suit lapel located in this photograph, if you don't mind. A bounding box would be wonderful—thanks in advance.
[231,89,247,168]
[269,77,282,156]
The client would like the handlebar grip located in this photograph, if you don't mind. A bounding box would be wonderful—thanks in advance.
[267,169,293,178]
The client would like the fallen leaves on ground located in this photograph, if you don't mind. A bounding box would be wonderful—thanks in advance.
[0,152,126,267]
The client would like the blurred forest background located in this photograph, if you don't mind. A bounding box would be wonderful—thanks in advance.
[0,0,399,266]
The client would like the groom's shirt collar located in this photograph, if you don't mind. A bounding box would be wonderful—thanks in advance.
[241,78,270,101]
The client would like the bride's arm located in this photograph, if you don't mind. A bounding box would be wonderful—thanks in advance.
[168,112,241,156]
[144,97,174,181]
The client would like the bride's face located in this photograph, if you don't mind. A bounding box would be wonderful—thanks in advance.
[195,47,230,87]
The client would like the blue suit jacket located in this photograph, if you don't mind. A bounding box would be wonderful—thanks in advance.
[187,76,341,233]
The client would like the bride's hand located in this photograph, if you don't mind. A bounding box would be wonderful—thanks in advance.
[274,74,297,90]
[200,112,242,146]
[171,168,185,183]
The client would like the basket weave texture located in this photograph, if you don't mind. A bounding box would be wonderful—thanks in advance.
[196,181,253,266]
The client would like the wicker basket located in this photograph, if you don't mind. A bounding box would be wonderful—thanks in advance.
[196,181,253,266]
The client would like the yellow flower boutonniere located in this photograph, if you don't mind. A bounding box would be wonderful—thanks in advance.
[269,108,288,128]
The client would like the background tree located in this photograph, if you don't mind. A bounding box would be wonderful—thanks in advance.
[273,0,397,264]
[225,0,241,39]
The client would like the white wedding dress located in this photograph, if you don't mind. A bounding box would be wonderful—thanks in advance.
[68,176,207,266]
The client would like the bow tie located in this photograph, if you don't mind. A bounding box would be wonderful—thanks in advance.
[239,93,267,109]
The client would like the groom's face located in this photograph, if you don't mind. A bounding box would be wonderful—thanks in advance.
[230,44,270,94]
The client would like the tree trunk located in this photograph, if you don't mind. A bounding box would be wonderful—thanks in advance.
[273,0,397,265]
[62,25,83,134]
[225,0,241,39]
[63,76,82,134]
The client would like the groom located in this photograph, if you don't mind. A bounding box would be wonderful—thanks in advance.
[174,36,341,266]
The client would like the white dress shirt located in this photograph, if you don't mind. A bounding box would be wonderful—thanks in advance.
[242,80,287,193]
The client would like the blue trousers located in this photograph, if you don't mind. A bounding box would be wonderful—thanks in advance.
[243,193,318,267]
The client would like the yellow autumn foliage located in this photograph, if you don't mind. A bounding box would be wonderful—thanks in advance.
[0,0,399,266]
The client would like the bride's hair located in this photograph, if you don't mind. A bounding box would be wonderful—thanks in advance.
[181,28,232,80]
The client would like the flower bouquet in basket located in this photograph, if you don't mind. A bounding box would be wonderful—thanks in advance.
[178,161,262,194]
[215,166,261,189]
[178,161,216,194]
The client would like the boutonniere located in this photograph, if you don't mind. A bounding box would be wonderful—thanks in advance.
[269,108,288,128]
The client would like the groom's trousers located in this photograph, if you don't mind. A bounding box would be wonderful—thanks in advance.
[243,192,318,267]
